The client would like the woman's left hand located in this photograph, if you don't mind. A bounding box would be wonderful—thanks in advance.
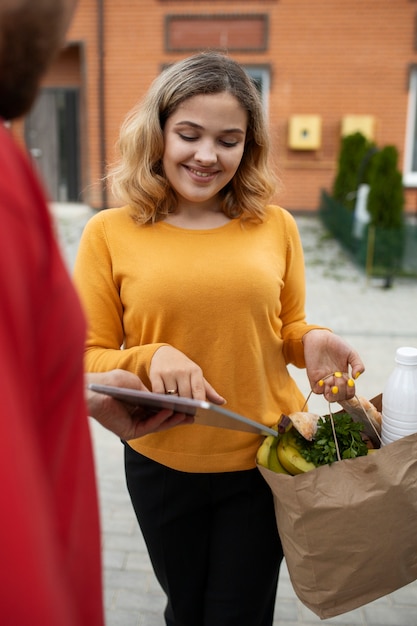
[303,330,365,402]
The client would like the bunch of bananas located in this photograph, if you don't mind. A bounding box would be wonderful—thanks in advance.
[256,415,316,475]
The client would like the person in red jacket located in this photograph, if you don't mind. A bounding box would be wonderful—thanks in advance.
[0,2,190,624]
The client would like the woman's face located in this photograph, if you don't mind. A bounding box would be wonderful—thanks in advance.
[162,92,248,212]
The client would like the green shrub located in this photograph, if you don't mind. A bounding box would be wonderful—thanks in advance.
[332,132,375,210]
[366,146,405,276]
[366,145,404,229]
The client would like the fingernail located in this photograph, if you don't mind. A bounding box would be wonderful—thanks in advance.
[334,371,342,378]
[332,386,339,394]
[318,379,324,387]
[354,371,361,379]
[347,378,355,387]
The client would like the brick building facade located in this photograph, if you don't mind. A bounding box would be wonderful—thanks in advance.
[13,0,417,214]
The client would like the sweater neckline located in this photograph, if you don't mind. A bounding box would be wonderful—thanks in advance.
[155,218,240,234]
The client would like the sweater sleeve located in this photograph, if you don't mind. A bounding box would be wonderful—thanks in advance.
[279,210,331,368]
[73,212,167,384]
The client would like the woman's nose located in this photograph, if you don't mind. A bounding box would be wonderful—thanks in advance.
[194,140,217,164]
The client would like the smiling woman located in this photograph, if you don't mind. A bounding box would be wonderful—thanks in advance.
[73,50,365,626]
[109,51,276,224]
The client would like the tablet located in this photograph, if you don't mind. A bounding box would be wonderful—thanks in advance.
[88,384,277,436]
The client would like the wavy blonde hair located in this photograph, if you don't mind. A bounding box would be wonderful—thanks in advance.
[109,51,278,223]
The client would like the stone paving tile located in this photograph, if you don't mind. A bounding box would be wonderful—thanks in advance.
[389,583,417,605]
[125,551,154,572]
[106,610,140,626]
[115,587,166,613]
[139,615,167,626]
[362,604,417,626]
[106,569,152,592]
[103,549,126,571]
[273,597,299,623]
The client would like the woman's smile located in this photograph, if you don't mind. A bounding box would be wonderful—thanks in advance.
[185,165,219,181]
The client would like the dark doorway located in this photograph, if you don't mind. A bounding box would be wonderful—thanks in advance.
[25,88,80,202]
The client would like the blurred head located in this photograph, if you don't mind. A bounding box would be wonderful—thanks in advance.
[0,0,77,120]
[110,51,277,223]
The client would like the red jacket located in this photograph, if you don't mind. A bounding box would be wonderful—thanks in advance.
[0,122,104,625]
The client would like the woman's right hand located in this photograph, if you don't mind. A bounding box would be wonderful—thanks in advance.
[149,345,226,404]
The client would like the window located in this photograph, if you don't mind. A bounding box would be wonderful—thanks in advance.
[404,66,417,186]
[244,66,270,114]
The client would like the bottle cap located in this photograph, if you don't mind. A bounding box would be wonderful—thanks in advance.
[395,346,417,365]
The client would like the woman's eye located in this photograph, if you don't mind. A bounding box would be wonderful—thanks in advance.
[220,140,239,148]
[177,133,239,147]
[179,134,197,142]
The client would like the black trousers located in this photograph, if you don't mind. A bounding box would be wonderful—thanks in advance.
[124,444,283,626]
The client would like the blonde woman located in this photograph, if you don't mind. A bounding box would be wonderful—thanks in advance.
[74,51,364,626]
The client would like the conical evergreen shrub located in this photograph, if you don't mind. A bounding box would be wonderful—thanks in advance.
[332,132,375,210]
[367,145,404,229]
[366,145,405,276]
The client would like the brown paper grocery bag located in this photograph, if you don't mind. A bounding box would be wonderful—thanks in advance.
[258,433,417,619]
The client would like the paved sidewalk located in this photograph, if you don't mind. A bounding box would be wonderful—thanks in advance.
[53,204,417,626]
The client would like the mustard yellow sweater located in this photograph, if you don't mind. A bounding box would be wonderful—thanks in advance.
[74,204,326,472]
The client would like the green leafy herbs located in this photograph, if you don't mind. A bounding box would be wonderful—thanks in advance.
[293,412,369,466]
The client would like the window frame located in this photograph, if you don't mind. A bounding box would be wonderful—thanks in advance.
[404,65,417,187]
[244,65,270,114]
